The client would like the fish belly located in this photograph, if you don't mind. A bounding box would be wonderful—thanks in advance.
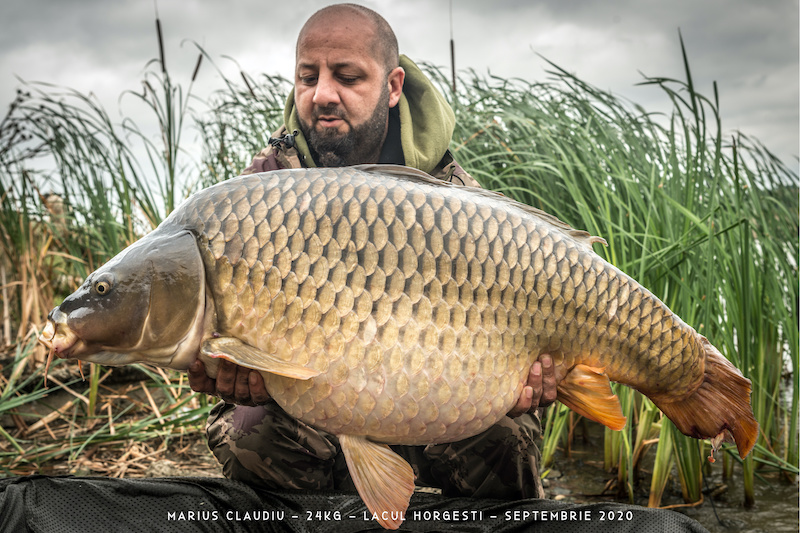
[263,342,531,444]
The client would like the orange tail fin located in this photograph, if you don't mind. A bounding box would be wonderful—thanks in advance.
[654,337,758,458]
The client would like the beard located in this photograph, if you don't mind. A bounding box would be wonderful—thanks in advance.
[298,86,390,167]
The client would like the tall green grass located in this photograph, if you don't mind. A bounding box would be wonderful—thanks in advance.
[0,20,211,461]
[0,27,796,508]
[433,37,798,505]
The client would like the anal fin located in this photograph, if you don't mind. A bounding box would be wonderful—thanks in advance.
[201,337,320,380]
[557,364,627,431]
[339,434,415,530]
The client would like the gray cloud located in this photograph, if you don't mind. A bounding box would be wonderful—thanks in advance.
[1,0,796,168]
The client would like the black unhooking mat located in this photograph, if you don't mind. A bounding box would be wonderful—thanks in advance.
[0,475,709,533]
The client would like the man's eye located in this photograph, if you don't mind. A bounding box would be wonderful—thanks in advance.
[300,76,317,85]
[338,76,358,84]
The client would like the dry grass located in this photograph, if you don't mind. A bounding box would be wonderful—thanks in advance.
[0,346,218,479]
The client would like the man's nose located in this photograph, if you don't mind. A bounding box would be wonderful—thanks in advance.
[312,72,341,107]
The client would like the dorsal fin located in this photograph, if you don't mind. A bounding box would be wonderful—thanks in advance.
[352,164,607,254]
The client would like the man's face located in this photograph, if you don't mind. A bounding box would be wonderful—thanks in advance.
[294,14,403,166]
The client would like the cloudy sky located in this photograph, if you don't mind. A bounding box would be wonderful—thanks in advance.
[1,0,798,171]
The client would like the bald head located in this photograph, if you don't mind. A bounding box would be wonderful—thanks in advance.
[293,3,406,166]
[297,3,399,74]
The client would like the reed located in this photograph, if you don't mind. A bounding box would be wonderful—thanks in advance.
[434,34,798,505]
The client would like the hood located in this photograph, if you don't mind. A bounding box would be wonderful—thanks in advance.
[284,55,455,175]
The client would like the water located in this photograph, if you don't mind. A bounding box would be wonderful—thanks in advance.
[677,474,799,533]
[544,427,799,533]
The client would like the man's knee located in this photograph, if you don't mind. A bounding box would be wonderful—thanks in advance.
[206,400,342,490]
[423,415,544,499]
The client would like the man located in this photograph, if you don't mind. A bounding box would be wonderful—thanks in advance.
[188,3,557,500]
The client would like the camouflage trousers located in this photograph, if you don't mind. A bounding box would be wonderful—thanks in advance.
[206,400,545,499]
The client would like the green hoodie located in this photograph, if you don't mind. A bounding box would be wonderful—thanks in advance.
[283,55,456,175]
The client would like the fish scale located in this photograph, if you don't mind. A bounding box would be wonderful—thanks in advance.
[40,164,757,530]
[177,166,687,442]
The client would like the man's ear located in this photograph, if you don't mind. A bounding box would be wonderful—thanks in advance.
[387,66,405,107]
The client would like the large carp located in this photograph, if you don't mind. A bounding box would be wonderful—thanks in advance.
[39,165,757,529]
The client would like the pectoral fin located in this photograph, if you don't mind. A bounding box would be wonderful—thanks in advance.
[557,364,627,431]
[201,337,320,380]
[339,434,415,530]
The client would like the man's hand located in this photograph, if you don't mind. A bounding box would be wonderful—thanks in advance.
[188,353,556,412]
[188,359,271,406]
[508,354,558,418]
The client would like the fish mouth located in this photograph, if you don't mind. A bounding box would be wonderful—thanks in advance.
[38,316,83,359]
[38,312,89,386]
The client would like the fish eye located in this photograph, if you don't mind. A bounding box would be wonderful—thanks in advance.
[93,274,114,296]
